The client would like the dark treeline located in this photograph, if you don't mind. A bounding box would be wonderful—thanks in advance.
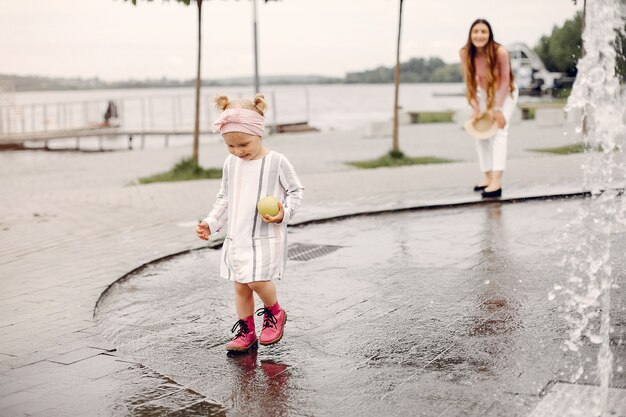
[1,60,461,92]
[0,74,342,92]
[4,10,624,92]
[0,75,192,92]
[346,57,462,83]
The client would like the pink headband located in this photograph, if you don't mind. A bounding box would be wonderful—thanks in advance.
[211,106,265,137]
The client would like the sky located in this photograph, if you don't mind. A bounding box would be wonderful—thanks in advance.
[0,0,582,81]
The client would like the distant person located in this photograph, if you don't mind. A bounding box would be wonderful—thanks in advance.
[196,94,304,354]
[460,19,518,198]
[102,100,118,127]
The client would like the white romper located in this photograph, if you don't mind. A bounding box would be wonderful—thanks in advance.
[203,151,304,283]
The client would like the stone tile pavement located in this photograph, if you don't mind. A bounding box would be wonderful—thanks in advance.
[0,120,587,416]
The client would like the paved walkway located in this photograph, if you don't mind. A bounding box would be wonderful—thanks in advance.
[0,119,589,416]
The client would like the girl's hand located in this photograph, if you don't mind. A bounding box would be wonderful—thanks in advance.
[262,201,284,224]
[196,221,211,240]
[493,110,506,128]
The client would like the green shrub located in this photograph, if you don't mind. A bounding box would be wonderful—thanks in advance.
[348,151,454,169]
[138,158,222,184]
[528,143,603,155]
[410,111,454,124]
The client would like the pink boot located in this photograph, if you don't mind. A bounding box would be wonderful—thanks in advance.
[226,316,258,353]
[257,303,287,346]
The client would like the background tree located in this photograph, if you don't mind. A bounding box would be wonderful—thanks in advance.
[534,12,583,77]
[127,0,204,163]
[391,0,404,156]
[535,6,625,83]
[126,0,275,164]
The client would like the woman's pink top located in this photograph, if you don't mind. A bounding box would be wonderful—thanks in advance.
[473,47,511,108]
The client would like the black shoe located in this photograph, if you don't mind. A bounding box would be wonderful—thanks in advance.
[473,184,488,192]
[481,188,502,198]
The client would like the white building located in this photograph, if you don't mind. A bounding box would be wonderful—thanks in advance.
[507,42,563,94]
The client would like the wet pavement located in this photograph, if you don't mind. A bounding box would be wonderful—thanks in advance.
[95,199,626,416]
[2,118,625,416]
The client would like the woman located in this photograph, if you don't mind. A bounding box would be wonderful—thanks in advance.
[460,19,518,198]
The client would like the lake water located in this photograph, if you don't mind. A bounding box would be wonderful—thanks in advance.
[1,83,468,134]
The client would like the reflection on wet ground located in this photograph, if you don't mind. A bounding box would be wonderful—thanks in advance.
[106,363,226,416]
[95,199,626,416]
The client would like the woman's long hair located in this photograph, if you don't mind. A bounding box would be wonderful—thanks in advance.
[461,19,515,109]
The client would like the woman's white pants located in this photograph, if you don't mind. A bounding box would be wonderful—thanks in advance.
[475,88,519,172]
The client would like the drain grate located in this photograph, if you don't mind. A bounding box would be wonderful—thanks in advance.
[288,243,342,261]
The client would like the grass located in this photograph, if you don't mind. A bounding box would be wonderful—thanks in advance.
[554,88,572,99]
[348,150,455,169]
[138,158,222,184]
[409,111,454,124]
[528,143,603,155]
[519,98,568,120]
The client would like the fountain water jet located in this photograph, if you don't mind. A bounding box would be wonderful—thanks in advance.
[562,0,626,415]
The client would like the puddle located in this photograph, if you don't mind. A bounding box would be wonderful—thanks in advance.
[95,199,625,416]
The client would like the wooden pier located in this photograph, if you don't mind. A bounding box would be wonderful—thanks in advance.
[0,121,318,151]
[0,127,215,150]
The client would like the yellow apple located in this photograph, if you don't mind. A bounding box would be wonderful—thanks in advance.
[257,195,280,217]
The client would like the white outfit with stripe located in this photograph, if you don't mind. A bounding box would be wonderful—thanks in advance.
[475,86,519,172]
[203,151,304,283]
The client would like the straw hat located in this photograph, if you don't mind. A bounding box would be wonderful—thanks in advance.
[463,112,499,140]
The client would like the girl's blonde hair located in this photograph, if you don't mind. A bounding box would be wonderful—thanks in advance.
[461,19,515,110]
[213,94,267,116]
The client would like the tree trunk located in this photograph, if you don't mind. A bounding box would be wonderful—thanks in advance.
[392,0,404,155]
[252,0,260,94]
[193,0,203,163]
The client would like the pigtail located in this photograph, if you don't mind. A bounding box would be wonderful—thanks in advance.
[253,94,267,116]
[214,95,229,111]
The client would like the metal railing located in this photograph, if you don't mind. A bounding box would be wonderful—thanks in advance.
[0,90,311,137]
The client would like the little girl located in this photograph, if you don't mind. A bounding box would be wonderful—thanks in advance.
[196,94,304,353]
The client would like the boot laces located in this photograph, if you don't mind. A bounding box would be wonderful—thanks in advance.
[231,319,250,339]
[256,307,278,329]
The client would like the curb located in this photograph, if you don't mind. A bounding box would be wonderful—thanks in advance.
[94,188,601,317]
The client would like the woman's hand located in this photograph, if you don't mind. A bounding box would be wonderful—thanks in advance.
[262,201,284,224]
[196,221,211,240]
[493,110,506,128]
[472,107,480,123]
